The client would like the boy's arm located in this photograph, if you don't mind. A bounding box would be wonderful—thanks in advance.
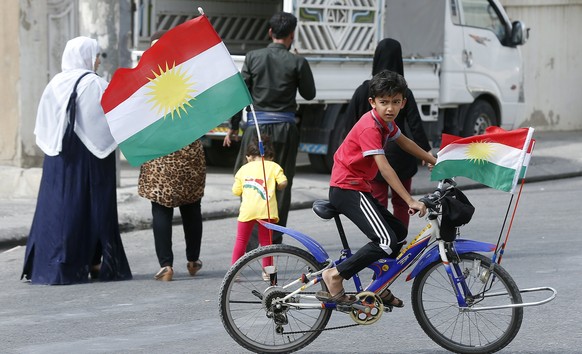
[374,154,427,216]
[395,134,437,166]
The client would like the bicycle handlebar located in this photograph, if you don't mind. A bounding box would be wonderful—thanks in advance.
[419,178,457,211]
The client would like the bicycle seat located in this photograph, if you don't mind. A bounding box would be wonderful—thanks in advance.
[312,200,340,220]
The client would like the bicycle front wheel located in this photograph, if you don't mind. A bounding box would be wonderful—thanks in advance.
[411,252,523,354]
[219,244,332,354]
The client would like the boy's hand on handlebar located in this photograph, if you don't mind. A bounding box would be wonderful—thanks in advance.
[408,200,427,217]
[422,160,436,172]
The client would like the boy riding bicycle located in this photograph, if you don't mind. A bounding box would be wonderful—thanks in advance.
[318,70,437,306]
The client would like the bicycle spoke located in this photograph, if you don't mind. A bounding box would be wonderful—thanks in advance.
[412,253,523,353]
[220,245,332,353]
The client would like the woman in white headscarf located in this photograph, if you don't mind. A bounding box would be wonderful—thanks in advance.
[21,36,132,285]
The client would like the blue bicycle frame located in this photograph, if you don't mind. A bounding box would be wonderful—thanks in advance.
[258,218,496,308]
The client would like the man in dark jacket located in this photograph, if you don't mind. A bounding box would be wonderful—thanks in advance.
[224,12,316,244]
[345,38,432,228]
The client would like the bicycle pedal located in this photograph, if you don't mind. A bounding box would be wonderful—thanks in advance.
[336,304,353,313]
[383,305,393,313]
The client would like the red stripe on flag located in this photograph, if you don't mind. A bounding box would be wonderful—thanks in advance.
[526,138,535,153]
[439,127,530,150]
[101,15,221,113]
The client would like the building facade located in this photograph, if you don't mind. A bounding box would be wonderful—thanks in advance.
[0,0,131,169]
[1,0,581,172]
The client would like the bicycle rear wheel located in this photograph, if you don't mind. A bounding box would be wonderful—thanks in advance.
[219,244,332,353]
[411,252,523,353]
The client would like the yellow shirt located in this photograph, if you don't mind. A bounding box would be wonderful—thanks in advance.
[233,160,287,222]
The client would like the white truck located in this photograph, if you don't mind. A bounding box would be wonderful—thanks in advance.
[132,0,528,171]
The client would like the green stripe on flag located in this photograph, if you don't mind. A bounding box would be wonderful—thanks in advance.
[120,74,250,166]
[431,160,517,192]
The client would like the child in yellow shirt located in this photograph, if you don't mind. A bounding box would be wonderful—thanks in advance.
[231,136,287,268]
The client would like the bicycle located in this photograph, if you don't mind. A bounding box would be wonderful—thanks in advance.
[219,179,556,353]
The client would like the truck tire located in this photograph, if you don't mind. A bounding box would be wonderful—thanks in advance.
[462,100,497,137]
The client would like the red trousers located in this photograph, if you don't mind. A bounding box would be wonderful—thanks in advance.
[232,219,274,267]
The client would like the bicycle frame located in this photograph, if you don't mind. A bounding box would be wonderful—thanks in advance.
[258,217,497,309]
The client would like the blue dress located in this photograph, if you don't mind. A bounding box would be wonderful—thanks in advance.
[21,132,132,285]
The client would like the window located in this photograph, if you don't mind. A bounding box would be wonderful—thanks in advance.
[460,0,506,42]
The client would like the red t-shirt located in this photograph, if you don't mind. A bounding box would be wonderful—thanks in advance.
[330,109,400,192]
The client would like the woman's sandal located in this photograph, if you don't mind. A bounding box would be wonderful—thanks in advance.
[315,289,357,305]
[187,260,203,277]
[379,288,404,308]
[89,264,101,280]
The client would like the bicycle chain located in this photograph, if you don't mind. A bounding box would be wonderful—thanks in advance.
[282,323,360,335]
[281,291,361,335]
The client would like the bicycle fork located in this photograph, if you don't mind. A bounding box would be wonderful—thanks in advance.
[440,242,496,308]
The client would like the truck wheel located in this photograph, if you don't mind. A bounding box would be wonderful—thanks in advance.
[462,100,497,137]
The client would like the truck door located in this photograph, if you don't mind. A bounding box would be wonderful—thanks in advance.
[458,0,523,129]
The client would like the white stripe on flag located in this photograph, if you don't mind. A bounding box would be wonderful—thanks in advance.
[106,42,238,143]
[510,127,535,190]
[437,142,523,170]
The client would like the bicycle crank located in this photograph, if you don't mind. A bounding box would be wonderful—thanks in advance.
[349,291,384,325]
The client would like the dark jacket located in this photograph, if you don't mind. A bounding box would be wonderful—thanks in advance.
[345,38,431,180]
[230,43,316,130]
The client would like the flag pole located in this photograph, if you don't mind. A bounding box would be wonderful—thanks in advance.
[492,194,514,263]
[495,136,535,265]
[248,105,274,246]
[495,179,526,265]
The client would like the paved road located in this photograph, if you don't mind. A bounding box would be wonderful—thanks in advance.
[1,177,580,353]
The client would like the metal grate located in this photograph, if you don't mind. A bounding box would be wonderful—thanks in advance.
[294,0,381,55]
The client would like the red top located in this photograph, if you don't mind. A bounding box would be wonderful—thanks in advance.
[330,109,400,192]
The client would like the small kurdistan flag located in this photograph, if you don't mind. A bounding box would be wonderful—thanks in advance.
[101,15,251,166]
[431,127,535,193]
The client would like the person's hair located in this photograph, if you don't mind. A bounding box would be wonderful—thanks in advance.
[150,30,168,46]
[368,69,408,99]
[269,12,297,39]
[247,135,275,160]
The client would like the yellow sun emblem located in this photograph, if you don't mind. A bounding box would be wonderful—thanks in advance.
[145,62,196,120]
[465,141,494,164]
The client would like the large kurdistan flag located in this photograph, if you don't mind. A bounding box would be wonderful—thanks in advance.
[101,15,251,166]
[431,126,535,193]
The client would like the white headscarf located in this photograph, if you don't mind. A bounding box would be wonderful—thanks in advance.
[34,36,117,158]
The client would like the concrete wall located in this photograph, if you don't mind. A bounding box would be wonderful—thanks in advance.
[0,2,21,166]
[18,0,74,168]
[78,0,132,81]
[3,0,131,170]
[502,0,582,130]
[0,0,131,198]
